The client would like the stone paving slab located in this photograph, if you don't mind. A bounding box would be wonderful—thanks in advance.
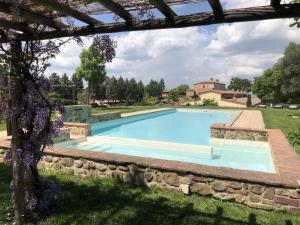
[121,108,172,118]
[230,110,265,130]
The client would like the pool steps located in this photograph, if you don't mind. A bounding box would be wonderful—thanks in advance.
[87,136,213,156]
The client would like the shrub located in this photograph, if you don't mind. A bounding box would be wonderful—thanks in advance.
[143,96,159,105]
[288,125,300,147]
[203,98,218,106]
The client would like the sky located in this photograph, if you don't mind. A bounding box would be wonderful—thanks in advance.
[46,0,300,90]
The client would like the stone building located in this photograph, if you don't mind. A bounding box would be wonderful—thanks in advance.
[186,78,260,108]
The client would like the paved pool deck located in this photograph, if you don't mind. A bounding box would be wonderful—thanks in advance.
[227,110,265,130]
[121,108,172,118]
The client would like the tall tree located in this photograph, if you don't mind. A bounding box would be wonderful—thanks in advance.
[116,76,126,102]
[71,73,84,92]
[227,77,252,93]
[105,76,118,103]
[159,78,165,91]
[252,68,283,103]
[128,78,139,102]
[60,73,70,85]
[137,80,145,102]
[76,46,106,104]
[176,84,189,95]
[71,73,84,101]
[145,79,163,98]
[49,73,60,86]
[276,42,300,102]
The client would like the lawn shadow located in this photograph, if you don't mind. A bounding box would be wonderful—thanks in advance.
[44,175,282,225]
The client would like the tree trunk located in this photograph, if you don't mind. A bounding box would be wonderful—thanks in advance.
[10,39,25,225]
[87,83,90,105]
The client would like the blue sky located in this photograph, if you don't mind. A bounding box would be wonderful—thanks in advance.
[47,0,300,89]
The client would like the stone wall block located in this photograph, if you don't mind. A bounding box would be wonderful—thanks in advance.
[249,194,261,203]
[62,158,74,167]
[156,172,163,183]
[229,181,242,190]
[275,196,300,207]
[74,160,83,168]
[211,181,227,192]
[163,173,180,187]
[108,165,117,170]
[235,194,246,203]
[180,175,193,185]
[190,183,211,196]
[96,163,107,172]
[118,165,129,171]
[145,172,154,182]
[249,185,263,195]
[263,188,275,200]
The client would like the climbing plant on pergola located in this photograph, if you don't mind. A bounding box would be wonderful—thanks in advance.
[0,0,299,224]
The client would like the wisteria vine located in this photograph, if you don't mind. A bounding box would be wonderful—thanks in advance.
[0,30,116,223]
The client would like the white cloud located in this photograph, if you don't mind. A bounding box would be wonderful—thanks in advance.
[46,4,300,89]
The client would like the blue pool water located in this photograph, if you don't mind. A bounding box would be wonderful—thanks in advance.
[57,140,273,173]
[57,109,274,173]
[92,109,234,145]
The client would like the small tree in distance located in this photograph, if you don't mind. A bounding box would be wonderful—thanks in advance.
[246,95,252,107]
[76,36,116,104]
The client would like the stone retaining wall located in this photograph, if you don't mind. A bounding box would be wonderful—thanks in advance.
[63,122,91,136]
[89,112,121,123]
[211,123,268,142]
[62,105,91,123]
[53,128,71,143]
[1,149,298,214]
[61,105,121,123]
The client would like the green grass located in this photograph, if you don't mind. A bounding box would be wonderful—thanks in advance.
[261,108,300,154]
[91,105,163,114]
[0,120,6,132]
[1,165,300,225]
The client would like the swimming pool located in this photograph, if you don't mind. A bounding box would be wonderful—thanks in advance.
[56,109,274,173]
[91,109,234,145]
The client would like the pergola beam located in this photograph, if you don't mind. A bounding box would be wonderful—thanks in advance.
[0,19,34,34]
[208,0,223,16]
[30,0,102,26]
[0,2,65,30]
[95,0,132,24]
[149,0,177,20]
[11,4,300,42]
[271,0,281,7]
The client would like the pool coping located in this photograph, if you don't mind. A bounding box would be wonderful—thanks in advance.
[121,108,173,118]
[1,129,299,188]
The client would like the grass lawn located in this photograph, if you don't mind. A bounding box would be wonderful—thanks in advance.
[1,165,300,225]
[261,108,300,154]
[92,105,163,114]
[0,120,6,132]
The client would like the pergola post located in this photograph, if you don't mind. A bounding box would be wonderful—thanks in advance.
[10,39,25,225]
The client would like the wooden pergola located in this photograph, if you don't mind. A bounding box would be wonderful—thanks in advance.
[0,0,299,42]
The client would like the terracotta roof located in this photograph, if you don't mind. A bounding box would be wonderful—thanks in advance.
[197,89,246,95]
[221,97,261,106]
[194,81,225,85]
[235,97,262,106]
